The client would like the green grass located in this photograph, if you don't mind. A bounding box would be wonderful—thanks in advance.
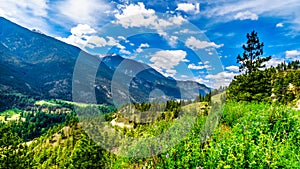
[108,101,300,168]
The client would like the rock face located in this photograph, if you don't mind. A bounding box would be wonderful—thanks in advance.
[0,17,210,105]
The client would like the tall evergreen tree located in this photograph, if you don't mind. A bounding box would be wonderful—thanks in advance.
[237,30,271,73]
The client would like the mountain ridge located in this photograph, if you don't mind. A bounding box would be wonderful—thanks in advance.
[0,17,210,108]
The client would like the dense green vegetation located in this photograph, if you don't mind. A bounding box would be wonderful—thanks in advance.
[227,30,300,105]
[228,60,300,103]
[0,92,35,112]
[0,100,298,168]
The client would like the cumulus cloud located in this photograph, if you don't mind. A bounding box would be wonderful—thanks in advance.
[188,63,212,70]
[276,22,284,28]
[70,24,96,36]
[113,2,187,47]
[56,24,127,50]
[285,50,300,61]
[205,71,239,88]
[225,65,240,72]
[234,11,258,20]
[114,2,156,28]
[114,2,186,31]
[136,43,150,53]
[264,57,285,68]
[176,3,200,14]
[185,36,224,50]
[150,50,187,77]
[56,24,97,48]
[286,50,300,58]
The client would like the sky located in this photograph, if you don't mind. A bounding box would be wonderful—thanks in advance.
[1,0,300,88]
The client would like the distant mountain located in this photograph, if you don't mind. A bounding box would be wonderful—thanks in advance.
[0,17,210,106]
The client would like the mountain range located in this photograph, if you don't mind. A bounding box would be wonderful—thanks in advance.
[0,17,210,106]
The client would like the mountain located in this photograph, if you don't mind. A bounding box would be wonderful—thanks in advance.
[0,17,210,107]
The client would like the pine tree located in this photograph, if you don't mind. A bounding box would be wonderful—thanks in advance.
[237,30,271,74]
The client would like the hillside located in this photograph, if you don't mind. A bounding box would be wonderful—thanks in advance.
[227,61,300,105]
[0,99,298,168]
[0,17,210,111]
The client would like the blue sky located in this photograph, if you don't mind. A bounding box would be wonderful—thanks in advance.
[1,0,300,88]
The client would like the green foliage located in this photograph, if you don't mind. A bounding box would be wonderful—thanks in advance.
[227,70,273,102]
[228,60,300,103]
[0,108,21,118]
[0,100,299,168]
[110,102,299,168]
[272,68,300,104]
[0,93,35,112]
[194,92,212,103]
[10,110,74,141]
[237,30,271,74]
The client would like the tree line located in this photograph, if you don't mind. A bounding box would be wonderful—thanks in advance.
[227,30,300,103]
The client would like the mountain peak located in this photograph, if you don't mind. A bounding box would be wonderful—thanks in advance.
[0,18,210,105]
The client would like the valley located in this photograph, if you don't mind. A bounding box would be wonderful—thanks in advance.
[1,1,300,168]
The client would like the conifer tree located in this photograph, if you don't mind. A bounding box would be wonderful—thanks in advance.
[237,30,271,73]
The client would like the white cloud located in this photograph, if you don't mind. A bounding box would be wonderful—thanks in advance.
[276,22,284,28]
[174,28,204,34]
[205,71,239,88]
[286,50,300,58]
[168,35,179,47]
[70,24,96,36]
[150,50,187,77]
[285,50,300,61]
[181,75,189,78]
[88,36,110,47]
[113,2,187,47]
[56,24,97,48]
[234,11,258,20]
[182,58,190,62]
[119,48,131,55]
[114,2,156,28]
[185,36,224,50]
[117,36,126,40]
[0,0,50,34]
[56,24,126,50]
[202,0,300,32]
[114,2,186,31]
[188,63,211,70]
[0,0,114,37]
[194,77,209,84]
[136,43,150,53]
[225,65,240,72]
[206,72,236,80]
[264,57,285,68]
[54,0,111,25]
[0,0,48,18]
[176,3,200,14]
[139,43,150,48]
